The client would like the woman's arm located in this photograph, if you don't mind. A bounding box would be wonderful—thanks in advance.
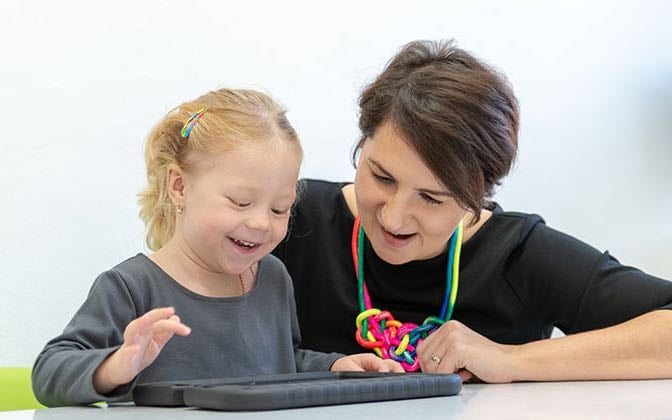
[418,309,672,382]
[419,216,672,382]
[514,309,672,380]
[418,218,672,382]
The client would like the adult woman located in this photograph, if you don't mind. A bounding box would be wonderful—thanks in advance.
[272,40,672,382]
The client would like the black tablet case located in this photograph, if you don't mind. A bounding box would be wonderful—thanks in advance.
[133,371,461,411]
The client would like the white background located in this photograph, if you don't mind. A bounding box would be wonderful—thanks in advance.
[1,0,670,366]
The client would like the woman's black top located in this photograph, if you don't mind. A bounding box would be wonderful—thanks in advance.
[272,179,672,354]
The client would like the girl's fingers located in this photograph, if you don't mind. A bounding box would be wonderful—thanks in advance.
[383,359,405,372]
[151,319,191,347]
[123,315,151,343]
[124,307,187,344]
[152,318,191,336]
[368,357,405,372]
[356,354,405,373]
[141,307,177,323]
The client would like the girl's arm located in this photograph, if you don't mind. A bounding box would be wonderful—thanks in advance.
[32,269,188,406]
[92,307,190,394]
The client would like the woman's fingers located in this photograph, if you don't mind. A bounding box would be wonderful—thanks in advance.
[417,320,515,383]
[458,369,474,382]
[418,321,466,374]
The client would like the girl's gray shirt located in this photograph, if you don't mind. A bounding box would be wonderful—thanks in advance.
[32,254,342,406]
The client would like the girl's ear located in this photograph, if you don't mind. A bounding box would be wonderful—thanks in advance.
[167,163,186,207]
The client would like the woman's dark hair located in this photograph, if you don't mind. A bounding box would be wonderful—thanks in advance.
[352,39,519,222]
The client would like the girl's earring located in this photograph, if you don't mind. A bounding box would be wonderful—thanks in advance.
[176,205,184,215]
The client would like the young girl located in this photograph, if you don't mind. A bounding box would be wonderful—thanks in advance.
[32,88,402,407]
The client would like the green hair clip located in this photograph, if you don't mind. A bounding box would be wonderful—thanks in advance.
[180,107,208,139]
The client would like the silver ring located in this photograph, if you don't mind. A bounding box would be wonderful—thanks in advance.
[430,354,441,364]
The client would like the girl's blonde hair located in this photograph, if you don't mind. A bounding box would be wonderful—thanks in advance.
[137,88,301,251]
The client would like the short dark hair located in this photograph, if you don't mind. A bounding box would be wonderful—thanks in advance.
[353,39,519,222]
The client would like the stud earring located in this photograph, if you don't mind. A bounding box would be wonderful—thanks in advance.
[176,205,184,215]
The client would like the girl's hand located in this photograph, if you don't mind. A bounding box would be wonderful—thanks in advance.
[417,320,517,383]
[93,306,191,394]
[331,353,405,373]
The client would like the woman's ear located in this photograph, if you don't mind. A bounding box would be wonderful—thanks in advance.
[167,163,186,208]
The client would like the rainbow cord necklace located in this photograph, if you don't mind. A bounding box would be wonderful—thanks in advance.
[351,216,463,371]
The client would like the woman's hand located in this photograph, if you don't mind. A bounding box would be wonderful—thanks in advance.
[331,353,405,373]
[417,320,518,383]
[93,306,191,394]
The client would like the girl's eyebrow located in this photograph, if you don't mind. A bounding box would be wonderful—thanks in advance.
[368,158,452,197]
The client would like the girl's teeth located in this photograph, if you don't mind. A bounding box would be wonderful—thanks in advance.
[234,239,256,248]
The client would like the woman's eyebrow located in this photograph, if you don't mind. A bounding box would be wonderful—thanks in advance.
[367,158,394,178]
[368,158,451,197]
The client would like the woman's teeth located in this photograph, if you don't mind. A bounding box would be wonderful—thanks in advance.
[390,231,413,239]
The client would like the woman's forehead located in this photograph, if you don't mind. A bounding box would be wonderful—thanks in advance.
[364,124,449,193]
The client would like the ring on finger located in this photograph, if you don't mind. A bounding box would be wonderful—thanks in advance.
[430,353,441,364]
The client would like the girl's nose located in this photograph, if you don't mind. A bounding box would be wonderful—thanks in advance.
[245,208,271,232]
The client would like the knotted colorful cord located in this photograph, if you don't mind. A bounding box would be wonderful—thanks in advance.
[352,216,463,371]
[180,107,208,139]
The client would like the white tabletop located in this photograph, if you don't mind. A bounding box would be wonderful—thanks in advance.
[2,379,670,420]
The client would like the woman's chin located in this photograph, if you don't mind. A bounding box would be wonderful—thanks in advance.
[369,240,416,265]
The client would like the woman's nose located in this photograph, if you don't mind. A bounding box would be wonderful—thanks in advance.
[380,194,408,232]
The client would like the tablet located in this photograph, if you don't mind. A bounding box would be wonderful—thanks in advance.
[133,371,461,411]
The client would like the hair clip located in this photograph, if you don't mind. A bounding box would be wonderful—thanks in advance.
[180,107,208,139]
